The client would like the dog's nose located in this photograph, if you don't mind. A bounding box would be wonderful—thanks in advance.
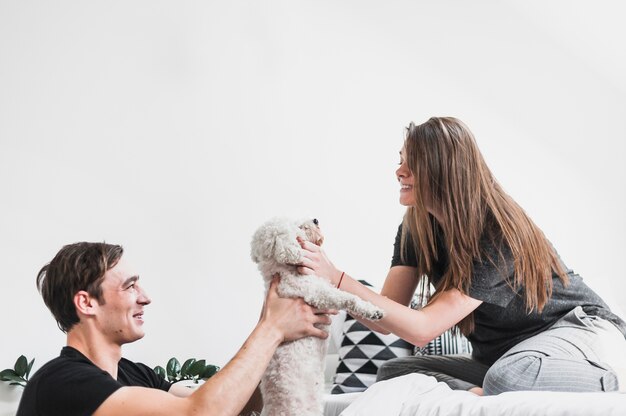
[313,218,319,226]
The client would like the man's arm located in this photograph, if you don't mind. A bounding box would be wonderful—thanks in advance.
[94,278,331,416]
[169,378,263,415]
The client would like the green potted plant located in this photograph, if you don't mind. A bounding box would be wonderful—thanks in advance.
[154,358,219,388]
[0,356,34,388]
[0,355,35,415]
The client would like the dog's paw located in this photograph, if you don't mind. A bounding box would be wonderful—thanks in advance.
[369,310,384,321]
[356,308,384,321]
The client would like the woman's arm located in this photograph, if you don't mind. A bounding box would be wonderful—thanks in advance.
[380,265,420,306]
[337,266,419,334]
[298,240,482,346]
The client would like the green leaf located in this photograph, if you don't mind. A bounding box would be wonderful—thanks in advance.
[180,359,196,377]
[166,358,181,380]
[201,365,219,379]
[14,356,28,378]
[0,372,26,385]
[0,369,19,381]
[26,358,35,380]
[153,366,166,379]
[188,359,206,377]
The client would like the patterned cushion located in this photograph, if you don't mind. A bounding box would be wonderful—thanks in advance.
[411,285,472,356]
[330,314,414,394]
[415,329,472,355]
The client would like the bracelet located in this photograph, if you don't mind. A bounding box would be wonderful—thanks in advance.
[337,271,345,289]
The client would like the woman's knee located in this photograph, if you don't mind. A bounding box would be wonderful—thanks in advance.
[483,354,543,395]
[484,351,620,395]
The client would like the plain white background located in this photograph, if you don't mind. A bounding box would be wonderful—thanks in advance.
[1,1,625,372]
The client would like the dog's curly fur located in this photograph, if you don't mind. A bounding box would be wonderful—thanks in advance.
[251,217,384,416]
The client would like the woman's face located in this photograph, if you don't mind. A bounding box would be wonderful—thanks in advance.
[396,147,416,206]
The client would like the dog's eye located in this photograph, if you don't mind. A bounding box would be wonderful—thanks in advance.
[313,218,319,226]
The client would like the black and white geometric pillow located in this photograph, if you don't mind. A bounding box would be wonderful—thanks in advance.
[330,314,413,394]
[415,329,472,355]
[411,287,472,356]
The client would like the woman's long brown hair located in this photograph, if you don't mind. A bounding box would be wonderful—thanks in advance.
[401,117,568,335]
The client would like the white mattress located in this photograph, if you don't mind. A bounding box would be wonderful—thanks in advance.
[323,392,361,416]
[327,374,626,416]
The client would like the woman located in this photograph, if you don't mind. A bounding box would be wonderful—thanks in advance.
[298,117,626,395]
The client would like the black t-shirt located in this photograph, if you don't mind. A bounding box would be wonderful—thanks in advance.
[391,224,626,365]
[16,346,171,416]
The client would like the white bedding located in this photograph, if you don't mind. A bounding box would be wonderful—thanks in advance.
[337,374,626,416]
[323,392,361,416]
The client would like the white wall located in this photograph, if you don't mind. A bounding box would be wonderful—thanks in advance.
[1,0,624,372]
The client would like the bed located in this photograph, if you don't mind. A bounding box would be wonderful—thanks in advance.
[328,373,626,416]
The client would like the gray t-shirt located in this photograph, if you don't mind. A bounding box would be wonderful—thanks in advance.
[391,224,626,365]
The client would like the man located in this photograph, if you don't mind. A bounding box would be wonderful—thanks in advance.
[17,242,332,416]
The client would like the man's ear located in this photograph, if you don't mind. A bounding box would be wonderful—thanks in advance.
[74,290,98,316]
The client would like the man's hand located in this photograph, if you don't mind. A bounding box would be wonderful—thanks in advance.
[260,276,335,343]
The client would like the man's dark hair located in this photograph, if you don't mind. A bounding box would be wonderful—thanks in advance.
[36,242,124,333]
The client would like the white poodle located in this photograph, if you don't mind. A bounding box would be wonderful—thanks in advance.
[251,217,384,416]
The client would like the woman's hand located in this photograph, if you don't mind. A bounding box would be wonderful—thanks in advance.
[297,237,343,285]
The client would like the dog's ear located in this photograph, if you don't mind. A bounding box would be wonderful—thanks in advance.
[273,234,302,264]
[251,218,302,265]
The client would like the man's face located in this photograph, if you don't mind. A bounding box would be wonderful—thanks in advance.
[94,256,151,345]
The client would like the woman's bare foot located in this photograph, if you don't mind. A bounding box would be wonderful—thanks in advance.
[468,387,483,396]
